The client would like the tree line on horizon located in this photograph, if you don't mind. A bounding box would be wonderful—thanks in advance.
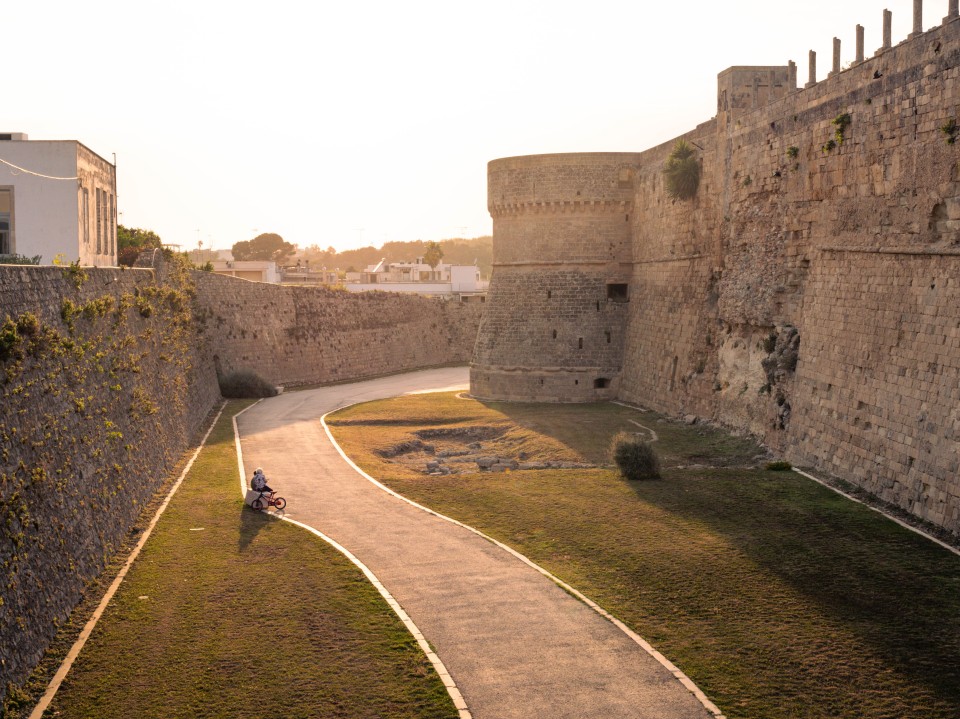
[117,226,493,278]
[296,236,492,277]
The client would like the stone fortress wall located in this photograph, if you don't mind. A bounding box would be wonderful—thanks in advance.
[192,272,482,387]
[473,1,960,536]
[0,259,482,697]
[473,154,640,401]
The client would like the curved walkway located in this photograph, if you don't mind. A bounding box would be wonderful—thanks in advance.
[236,367,718,719]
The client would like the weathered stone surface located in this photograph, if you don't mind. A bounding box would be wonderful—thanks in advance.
[193,272,482,386]
[0,261,482,698]
[473,16,960,537]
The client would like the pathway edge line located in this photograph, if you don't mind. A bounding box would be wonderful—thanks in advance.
[232,403,472,719]
[28,402,227,719]
[321,399,726,719]
[792,467,960,557]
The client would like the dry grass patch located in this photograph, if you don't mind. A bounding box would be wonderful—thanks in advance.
[6,402,456,719]
[328,392,583,477]
[328,392,960,719]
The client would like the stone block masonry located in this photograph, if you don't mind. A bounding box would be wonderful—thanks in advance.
[193,272,482,386]
[0,260,481,699]
[794,250,960,531]
[0,262,220,698]
[475,3,960,536]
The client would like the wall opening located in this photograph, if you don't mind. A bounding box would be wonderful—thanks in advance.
[606,283,629,302]
[605,331,611,344]
[594,377,611,389]
[578,337,583,349]
[547,290,552,299]
[552,329,557,339]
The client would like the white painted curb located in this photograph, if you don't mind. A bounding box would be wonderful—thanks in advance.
[791,467,960,557]
[29,403,227,719]
[320,400,726,719]
[233,402,472,719]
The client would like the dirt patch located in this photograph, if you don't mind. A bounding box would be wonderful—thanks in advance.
[377,424,594,476]
[414,425,507,441]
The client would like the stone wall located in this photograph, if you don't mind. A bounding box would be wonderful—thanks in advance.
[472,153,639,401]
[792,249,960,531]
[0,260,482,697]
[192,272,483,386]
[476,8,960,535]
[0,261,219,695]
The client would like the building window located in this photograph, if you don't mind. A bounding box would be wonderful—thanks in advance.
[109,194,115,255]
[594,378,611,389]
[0,188,12,255]
[97,188,103,253]
[81,187,90,249]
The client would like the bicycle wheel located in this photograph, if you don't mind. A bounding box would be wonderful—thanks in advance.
[273,497,286,510]
[252,498,264,511]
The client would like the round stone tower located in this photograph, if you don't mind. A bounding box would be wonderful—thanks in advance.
[471,152,642,402]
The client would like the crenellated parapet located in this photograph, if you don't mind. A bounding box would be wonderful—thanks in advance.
[489,199,632,219]
[473,1,960,536]
[472,152,641,401]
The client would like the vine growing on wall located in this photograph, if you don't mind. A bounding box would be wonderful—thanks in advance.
[832,113,852,146]
[0,254,201,697]
[941,118,958,145]
[663,140,701,200]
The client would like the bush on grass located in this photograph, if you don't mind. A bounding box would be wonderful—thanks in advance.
[610,431,661,480]
[765,460,793,471]
[218,370,279,398]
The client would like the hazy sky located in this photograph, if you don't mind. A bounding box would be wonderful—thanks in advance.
[5,1,924,252]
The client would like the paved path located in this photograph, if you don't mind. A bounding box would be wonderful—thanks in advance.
[237,367,716,719]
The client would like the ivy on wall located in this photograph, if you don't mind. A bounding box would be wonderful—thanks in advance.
[0,256,202,698]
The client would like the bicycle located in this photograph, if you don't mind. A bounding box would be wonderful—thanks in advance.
[251,491,287,511]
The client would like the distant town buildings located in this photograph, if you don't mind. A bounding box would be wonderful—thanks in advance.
[344,258,487,299]
[209,260,281,283]
[0,133,117,266]
[276,257,487,300]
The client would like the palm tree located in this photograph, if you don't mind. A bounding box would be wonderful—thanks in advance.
[663,140,700,200]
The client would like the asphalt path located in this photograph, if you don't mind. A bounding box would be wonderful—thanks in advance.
[236,367,716,719]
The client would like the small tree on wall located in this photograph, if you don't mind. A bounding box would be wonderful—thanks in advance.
[663,140,701,200]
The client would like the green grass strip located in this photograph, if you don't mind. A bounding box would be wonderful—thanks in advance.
[329,393,960,719]
[24,401,456,719]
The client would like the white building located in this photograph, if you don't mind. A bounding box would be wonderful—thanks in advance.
[345,259,487,298]
[0,133,117,267]
[210,260,280,283]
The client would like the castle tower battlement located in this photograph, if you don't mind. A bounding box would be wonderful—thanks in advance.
[472,3,960,535]
[471,153,641,402]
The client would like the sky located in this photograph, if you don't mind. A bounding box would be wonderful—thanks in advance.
[4,0,924,252]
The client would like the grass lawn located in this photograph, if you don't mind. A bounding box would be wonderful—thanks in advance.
[6,401,456,719]
[328,392,960,719]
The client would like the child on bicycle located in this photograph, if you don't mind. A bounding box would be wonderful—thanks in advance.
[251,468,273,496]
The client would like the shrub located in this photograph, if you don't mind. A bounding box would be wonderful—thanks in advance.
[610,431,661,480]
[0,253,41,265]
[765,460,793,471]
[0,316,20,362]
[833,112,852,145]
[218,370,279,399]
[941,118,958,145]
[663,140,700,200]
